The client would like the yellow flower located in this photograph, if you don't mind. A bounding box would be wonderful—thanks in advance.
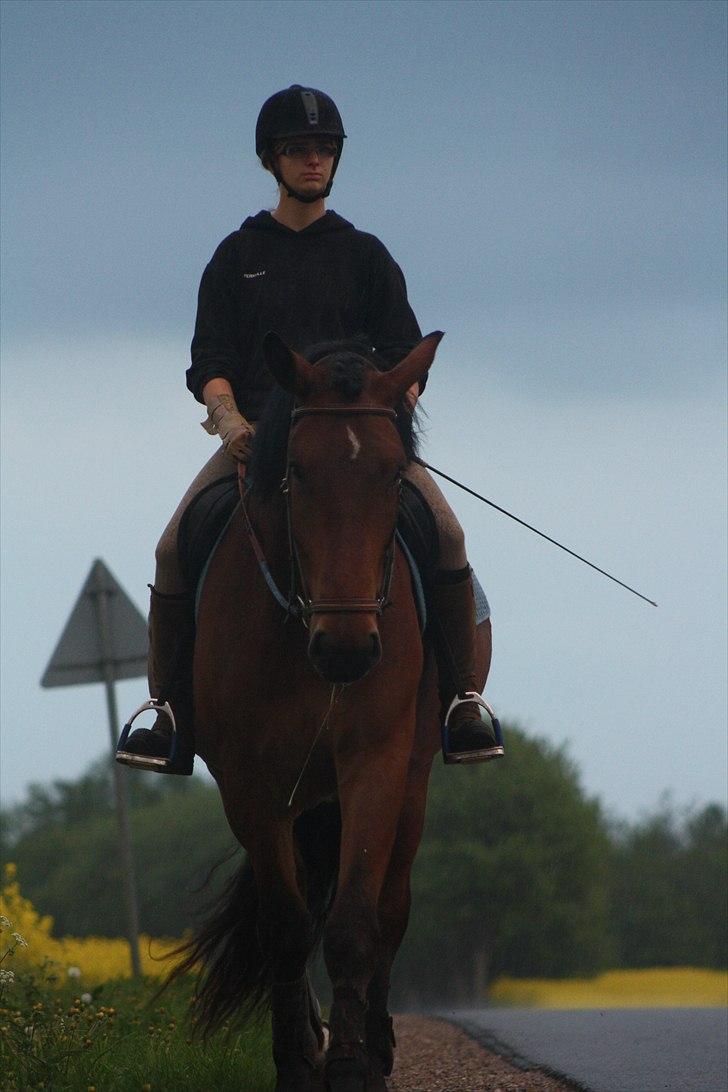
[489,968,728,1008]
[0,869,178,984]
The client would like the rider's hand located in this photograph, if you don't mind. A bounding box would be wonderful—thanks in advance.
[223,422,255,463]
[202,394,255,464]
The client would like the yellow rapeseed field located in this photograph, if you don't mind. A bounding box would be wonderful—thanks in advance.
[489,968,728,1008]
[0,863,176,985]
[3,864,726,1007]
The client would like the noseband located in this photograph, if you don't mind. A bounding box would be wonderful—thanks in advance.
[284,405,400,623]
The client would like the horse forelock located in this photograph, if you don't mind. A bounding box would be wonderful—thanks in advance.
[326,353,367,400]
[249,340,419,498]
[303,339,381,403]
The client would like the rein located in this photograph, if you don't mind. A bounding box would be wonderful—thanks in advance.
[290,406,399,421]
[241,404,401,624]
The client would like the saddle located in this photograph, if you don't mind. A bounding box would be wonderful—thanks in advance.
[178,474,441,629]
[178,474,240,596]
[177,473,489,628]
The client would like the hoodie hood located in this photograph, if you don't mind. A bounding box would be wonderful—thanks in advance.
[240,210,355,236]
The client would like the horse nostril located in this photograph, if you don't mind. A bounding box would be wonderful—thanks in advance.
[308,626,382,683]
[309,630,328,660]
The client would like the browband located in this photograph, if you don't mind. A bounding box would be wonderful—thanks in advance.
[291,405,397,421]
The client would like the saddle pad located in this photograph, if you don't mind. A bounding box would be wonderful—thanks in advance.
[473,573,490,625]
[177,474,489,626]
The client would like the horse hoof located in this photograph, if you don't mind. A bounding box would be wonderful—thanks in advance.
[326,1079,368,1092]
[276,1068,325,1092]
[366,1065,390,1092]
[326,1059,369,1092]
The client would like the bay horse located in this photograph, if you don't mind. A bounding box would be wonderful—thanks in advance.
[170,331,491,1091]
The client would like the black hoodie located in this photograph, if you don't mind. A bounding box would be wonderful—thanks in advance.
[187,210,423,420]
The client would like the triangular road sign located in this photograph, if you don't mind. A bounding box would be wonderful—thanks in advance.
[41,559,148,687]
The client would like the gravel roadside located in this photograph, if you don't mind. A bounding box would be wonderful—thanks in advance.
[388,1015,576,1092]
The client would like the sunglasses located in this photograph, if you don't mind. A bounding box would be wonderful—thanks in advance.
[276,141,338,160]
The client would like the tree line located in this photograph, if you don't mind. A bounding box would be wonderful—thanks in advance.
[1,724,725,1003]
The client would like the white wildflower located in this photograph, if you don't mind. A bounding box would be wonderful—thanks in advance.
[67,965,82,979]
[0,969,15,984]
[11,932,28,948]
[0,915,12,930]
[81,992,93,1004]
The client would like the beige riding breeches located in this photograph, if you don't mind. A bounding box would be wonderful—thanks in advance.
[154,446,467,595]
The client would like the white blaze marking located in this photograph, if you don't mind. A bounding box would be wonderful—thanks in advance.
[347,425,361,461]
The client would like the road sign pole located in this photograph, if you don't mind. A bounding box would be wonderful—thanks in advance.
[90,575,142,979]
[42,558,150,977]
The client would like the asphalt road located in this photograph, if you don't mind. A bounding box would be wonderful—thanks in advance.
[441,1007,728,1092]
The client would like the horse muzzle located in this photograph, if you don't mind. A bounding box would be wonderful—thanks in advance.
[308,625,382,684]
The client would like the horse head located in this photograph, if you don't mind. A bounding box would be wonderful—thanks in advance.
[263,330,444,683]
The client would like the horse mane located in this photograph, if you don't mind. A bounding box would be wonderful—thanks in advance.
[248,337,421,499]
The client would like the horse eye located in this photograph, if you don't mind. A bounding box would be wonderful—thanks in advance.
[289,463,304,482]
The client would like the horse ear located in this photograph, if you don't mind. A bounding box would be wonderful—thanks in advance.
[379,331,444,402]
[263,331,315,395]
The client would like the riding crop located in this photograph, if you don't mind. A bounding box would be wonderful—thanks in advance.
[415,458,657,608]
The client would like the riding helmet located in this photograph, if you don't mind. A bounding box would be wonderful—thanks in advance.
[256,85,346,202]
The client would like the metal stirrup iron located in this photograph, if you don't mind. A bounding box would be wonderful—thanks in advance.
[442,693,504,765]
[115,699,178,771]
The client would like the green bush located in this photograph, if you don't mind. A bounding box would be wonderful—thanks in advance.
[392,724,616,1002]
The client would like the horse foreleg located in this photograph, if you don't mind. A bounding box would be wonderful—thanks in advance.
[365,760,432,1088]
[323,737,413,1092]
[270,974,326,1092]
[242,822,326,1092]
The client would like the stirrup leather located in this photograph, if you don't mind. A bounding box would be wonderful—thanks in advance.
[441,692,505,764]
[115,699,178,771]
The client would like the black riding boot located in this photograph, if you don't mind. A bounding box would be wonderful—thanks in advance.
[431,567,504,764]
[115,586,195,775]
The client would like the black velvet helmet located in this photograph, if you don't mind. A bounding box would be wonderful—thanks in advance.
[256,85,346,155]
[256,85,346,202]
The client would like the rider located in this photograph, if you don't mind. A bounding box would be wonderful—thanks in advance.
[117,85,501,775]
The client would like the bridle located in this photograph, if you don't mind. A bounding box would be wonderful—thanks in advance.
[283,405,400,623]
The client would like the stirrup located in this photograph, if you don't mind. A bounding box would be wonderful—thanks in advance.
[115,699,178,771]
[441,692,505,765]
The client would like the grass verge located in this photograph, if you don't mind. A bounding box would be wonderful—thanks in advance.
[0,971,275,1092]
